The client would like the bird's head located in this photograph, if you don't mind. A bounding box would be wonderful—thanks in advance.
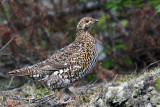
[77,17,98,30]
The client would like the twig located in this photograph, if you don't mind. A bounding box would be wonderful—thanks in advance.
[144,60,160,72]
[134,63,138,73]
[107,11,129,36]
[2,87,57,105]
[7,76,14,88]
[0,36,14,51]
[112,74,118,83]
[0,52,12,56]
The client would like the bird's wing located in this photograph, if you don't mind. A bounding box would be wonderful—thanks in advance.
[44,42,94,88]
[8,42,85,76]
[36,42,86,71]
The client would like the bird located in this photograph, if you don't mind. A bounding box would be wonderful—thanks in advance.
[8,17,99,89]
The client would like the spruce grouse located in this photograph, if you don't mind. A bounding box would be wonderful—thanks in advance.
[8,17,99,89]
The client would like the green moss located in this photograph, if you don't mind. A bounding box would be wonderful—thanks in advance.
[63,19,73,30]
[124,58,133,65]
[25,93,30,98]
[116,73,140,83]
[36,87,53,97]
[0,4,11,22]
[21,83,56,99]
[90,15,109,33]
[120,19,128,27]
[102,59,116,69]
[38,88,47,93]
[41,40,47,49]
[154,77,160,93]
[0,79,20,88]
[75,95,89,104]
[86,74,98,82]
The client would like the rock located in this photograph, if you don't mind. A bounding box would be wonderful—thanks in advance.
[146,103,152,107]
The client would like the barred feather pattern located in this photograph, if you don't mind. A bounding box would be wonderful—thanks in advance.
[8,17,98,89]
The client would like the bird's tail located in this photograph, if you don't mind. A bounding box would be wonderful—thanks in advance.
[8,67,34,76]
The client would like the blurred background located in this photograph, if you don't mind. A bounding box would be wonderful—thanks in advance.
[0,0,160,90]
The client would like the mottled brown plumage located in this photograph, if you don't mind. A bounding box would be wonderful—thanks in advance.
[8,17,98,89]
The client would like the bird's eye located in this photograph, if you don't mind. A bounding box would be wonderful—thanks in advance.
[85,20,89,23]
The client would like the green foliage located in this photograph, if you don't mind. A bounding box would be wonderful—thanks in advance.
[105,0,146,11]
[22,35,28,45]
[23,84,56,98]
[148,1,160,13]
[4,4,11,18]
[75,95,89,104]
[97,15,107,26]
[105,0,160,13]
[155,5,160,13]
[116,73,139,83]
[86,74,98,82]
[63,18,73,30]
[41,41,47,49]
[112,44,127,51]
[148,1,160,5]
[101,43,129,69]
[120,19,128,27]
[92,14,131,70]
[24,93,30,98]
[102,59,115,69]
[91,14,128,34]
[75,0,83,2]
[38,87,48,93]
[0,79,20,88]
[0,4,11,22]
[90,15,108,33]
[124,58,133,65]
[154,77,160,93]
[105,0,132,11]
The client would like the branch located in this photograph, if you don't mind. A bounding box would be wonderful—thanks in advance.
[108,11,129,36]
[0,36,14,51]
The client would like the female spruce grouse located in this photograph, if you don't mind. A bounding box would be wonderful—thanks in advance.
[8,17,99,89]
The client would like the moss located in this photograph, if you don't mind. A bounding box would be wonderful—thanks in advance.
[85,74,98,82]
[63,18,73,30]
[75,95,89,104]
[36,87,53,97]
[38,87,48,93]
[116,74,136,83]
[154,77,160,93]
[0,79,20,88]
[120,19,128,27]
[25,93,30,98]
[21,83,55,99]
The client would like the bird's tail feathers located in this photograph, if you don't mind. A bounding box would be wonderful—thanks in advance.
[8,67,34,76]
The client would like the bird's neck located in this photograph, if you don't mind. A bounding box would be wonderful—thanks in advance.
[75,29,94,43]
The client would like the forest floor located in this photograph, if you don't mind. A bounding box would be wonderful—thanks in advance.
[0,67,160,107]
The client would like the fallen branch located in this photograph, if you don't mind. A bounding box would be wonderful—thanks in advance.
[0,36,14,51]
